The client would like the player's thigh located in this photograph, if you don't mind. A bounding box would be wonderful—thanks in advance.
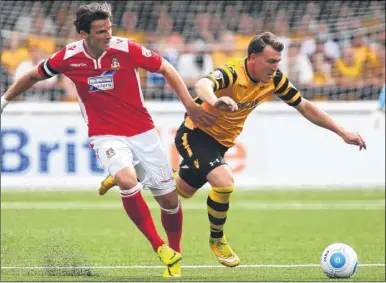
[174,126,209,190]
[127,129,175,196]
[175,126,228,189]
[89,135,137,188]
[134,161,178,208]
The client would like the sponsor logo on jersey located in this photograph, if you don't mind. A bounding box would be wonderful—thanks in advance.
[237,100,260,110]
[111,57,120,70]
[70,63,87,67]
[88,70,116,92]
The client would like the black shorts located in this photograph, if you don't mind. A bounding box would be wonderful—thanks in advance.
[174,123,229,189]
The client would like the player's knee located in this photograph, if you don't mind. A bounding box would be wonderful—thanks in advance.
[207,166,234,187]
[214,175,234,187]
[176,185,195,199]
[114,167,138,190]
[174,172,197,199]
[154,190,179,209]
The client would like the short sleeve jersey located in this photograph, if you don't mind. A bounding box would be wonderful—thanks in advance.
[38,37,162,137]
[184,57,302,147]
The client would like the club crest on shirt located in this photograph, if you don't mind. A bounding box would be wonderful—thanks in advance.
[111,57,120,70]
[105,147,116,159]
[141,46,152,57]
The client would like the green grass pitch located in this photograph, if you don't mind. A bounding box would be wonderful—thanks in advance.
[1,188,385,282]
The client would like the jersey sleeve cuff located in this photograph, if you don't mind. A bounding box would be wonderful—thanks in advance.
[289,96,302,107]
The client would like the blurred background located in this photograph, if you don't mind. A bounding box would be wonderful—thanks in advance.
[1,0,385,102]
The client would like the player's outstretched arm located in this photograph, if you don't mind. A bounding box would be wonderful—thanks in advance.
[1,67,46,114]
[294,98,367,150]
[157,59,216,127]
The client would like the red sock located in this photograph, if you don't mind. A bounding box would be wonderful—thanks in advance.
[161,203,183,253]
[121,189,164,252]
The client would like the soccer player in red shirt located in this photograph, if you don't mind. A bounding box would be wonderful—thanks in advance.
[0,2,218,278]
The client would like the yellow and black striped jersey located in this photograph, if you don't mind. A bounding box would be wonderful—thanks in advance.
[184,57,302,147]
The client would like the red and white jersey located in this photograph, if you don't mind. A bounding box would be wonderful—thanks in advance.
[38,37,162,137]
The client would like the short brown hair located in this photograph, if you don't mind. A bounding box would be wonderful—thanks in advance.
[73,2,112,33]
[247,32,284,58]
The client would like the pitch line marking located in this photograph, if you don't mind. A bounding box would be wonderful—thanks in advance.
[2,263,385,269]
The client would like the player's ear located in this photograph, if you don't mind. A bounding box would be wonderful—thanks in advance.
[79,30,88,39]
[250,53,257,62]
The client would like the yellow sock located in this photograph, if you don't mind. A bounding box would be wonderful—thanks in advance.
[207,185,234,238]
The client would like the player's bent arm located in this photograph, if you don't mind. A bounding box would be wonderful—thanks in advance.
[1,67,46,111]
[195,78,238,112]
[157,58,197,109]
[157,58,217,126]
[294,98,346,138]
[194,78,219,106]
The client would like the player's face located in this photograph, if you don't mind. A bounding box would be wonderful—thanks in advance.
[250,46,281,83]
[83,18,113,53]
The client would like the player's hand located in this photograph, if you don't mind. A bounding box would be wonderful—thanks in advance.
[186,103,217,127]
[341,131,367,151]
[213,96,238,112]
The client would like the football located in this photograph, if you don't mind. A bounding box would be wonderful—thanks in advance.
[320,243,359,278]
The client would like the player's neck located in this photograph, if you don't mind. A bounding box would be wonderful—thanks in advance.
[245,59,259,83]
[83,41,105,59]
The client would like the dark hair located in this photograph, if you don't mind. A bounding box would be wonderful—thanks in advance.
[73,2,112,33]
[247,32,284,58]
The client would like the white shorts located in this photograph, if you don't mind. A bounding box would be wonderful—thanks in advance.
[89,129,175,196]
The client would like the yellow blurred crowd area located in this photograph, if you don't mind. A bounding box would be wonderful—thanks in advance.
[1,1,385,102]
